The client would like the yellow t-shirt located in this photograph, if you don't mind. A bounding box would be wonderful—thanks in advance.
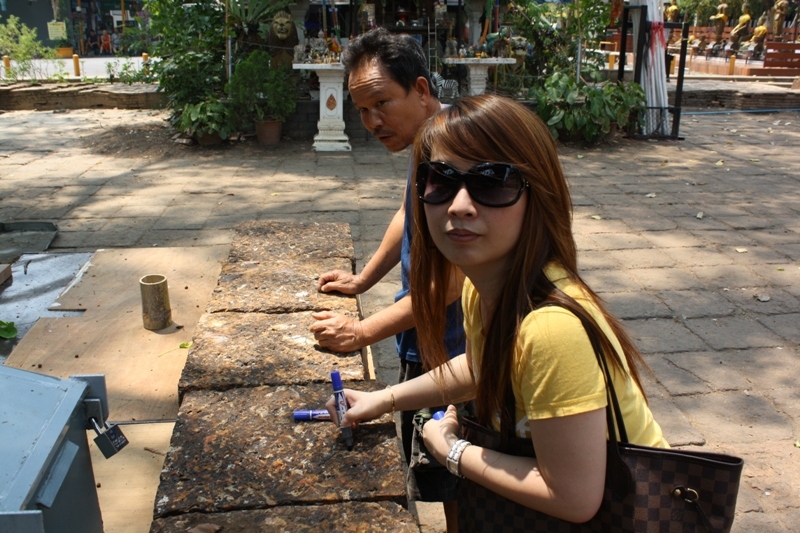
[464,263,668,448]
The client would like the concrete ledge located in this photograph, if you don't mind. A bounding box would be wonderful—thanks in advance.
[670,78,800,110]
[0,82,164,111]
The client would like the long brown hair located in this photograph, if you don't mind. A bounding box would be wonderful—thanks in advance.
[410,95,648,430]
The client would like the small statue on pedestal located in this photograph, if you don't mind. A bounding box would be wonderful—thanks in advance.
[709,2,729,44]
[729,2,752,49]
[748,13,768,58]
[444,37,458,58]
[665,0,679,23]
[773,0,788,40]
[308,30,328,63]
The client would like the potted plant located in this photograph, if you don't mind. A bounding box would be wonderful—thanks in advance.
[601,80,646,139]
[227,49,297,145]
[55,38,74,58]
[178,97,234,145]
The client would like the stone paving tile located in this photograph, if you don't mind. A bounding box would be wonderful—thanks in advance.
[645,354,711,396]
[673,390,794,446]
[573,232,600,251]
[757,313,800,344]
[753,264,800,288]
[670,215,733,232]
[155,383,404,518]
[683,316,785,350]
[605,248,676,269]
[178,311,364,398]
[721,287,800,316]
[641,229,707,249]
[662,351,751,392]
[691,229,762,248]
[581,268,641,293]
[711,346,800,394]
[602,292,672,320]
[660,246,733,267]
[718,246,791,266]
[572,216,632,236]
[207,258,357,315]
[657,289,736,319]
[625,266,705,292]
[644,392,706,447]
[227,221,355,263]
[623,318,708,354]
[134,229,234,248]
[691,264,767,289]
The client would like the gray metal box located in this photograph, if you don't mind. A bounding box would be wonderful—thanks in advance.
[0,366,104,533]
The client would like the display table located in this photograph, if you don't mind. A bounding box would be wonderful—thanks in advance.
[292,63,351,152]
[441,57,517,96]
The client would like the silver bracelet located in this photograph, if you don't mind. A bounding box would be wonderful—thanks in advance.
[446,439,471,478]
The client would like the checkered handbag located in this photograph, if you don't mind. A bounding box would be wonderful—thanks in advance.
[457,317,744,532]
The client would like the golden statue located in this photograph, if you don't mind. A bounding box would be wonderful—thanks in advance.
[709,2,729,43]
[729,3,752,47]
[666,0,679,22]
[749,12,768,54]
[773,0,788,39]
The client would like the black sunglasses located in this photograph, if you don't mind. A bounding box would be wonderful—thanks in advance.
[416,161,528,208]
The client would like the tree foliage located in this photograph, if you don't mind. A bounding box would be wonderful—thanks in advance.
[143,0,226,123]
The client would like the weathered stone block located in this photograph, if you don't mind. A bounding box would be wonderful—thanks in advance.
[150,502,419,532]
[154,384,405,518]
[179,311,364,399]
[207,258,358,314]
[229,221,355,263]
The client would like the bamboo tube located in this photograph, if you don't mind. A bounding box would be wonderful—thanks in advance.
[140,274,172,330]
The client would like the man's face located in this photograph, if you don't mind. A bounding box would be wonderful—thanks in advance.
[348,59,431,152]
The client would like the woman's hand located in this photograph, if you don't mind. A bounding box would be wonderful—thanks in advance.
[324,388,392,427]
[421,404,461,465]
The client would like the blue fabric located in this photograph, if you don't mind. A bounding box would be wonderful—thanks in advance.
[395,155,465,362]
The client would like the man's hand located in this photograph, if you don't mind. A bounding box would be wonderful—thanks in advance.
[310,311,365,352]
[317,270,364,295]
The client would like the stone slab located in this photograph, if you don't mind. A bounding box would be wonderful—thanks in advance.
[207,257,358,314]
[154,383,405,518]
[683,316,785,350]
[149,501,419,532]
[179,311,364,399]
[228,221,355,263]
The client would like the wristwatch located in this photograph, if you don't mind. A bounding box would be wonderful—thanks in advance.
[446,439,472,478]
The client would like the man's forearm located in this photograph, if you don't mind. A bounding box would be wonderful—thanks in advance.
[356,207,405,291]
[359,295,415,346]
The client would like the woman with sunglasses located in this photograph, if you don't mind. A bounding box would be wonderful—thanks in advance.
[328,95,667,525]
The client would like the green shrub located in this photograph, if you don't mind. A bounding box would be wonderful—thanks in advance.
[226,50,297,125]
[0,15,59,81]
[178,97,234,140]
[534,72,645,143]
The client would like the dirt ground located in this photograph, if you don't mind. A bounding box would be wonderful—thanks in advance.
[84,119,183,159]
[74,109,315,161]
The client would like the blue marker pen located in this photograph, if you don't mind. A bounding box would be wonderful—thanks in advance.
[293,409,331,421]
[432,410,445,420]
[330,370,354,450]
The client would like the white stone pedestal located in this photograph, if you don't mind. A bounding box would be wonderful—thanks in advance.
[293,63,351,152]
[441,57,517,96]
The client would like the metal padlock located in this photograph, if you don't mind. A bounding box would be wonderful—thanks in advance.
[91,418,129,458]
